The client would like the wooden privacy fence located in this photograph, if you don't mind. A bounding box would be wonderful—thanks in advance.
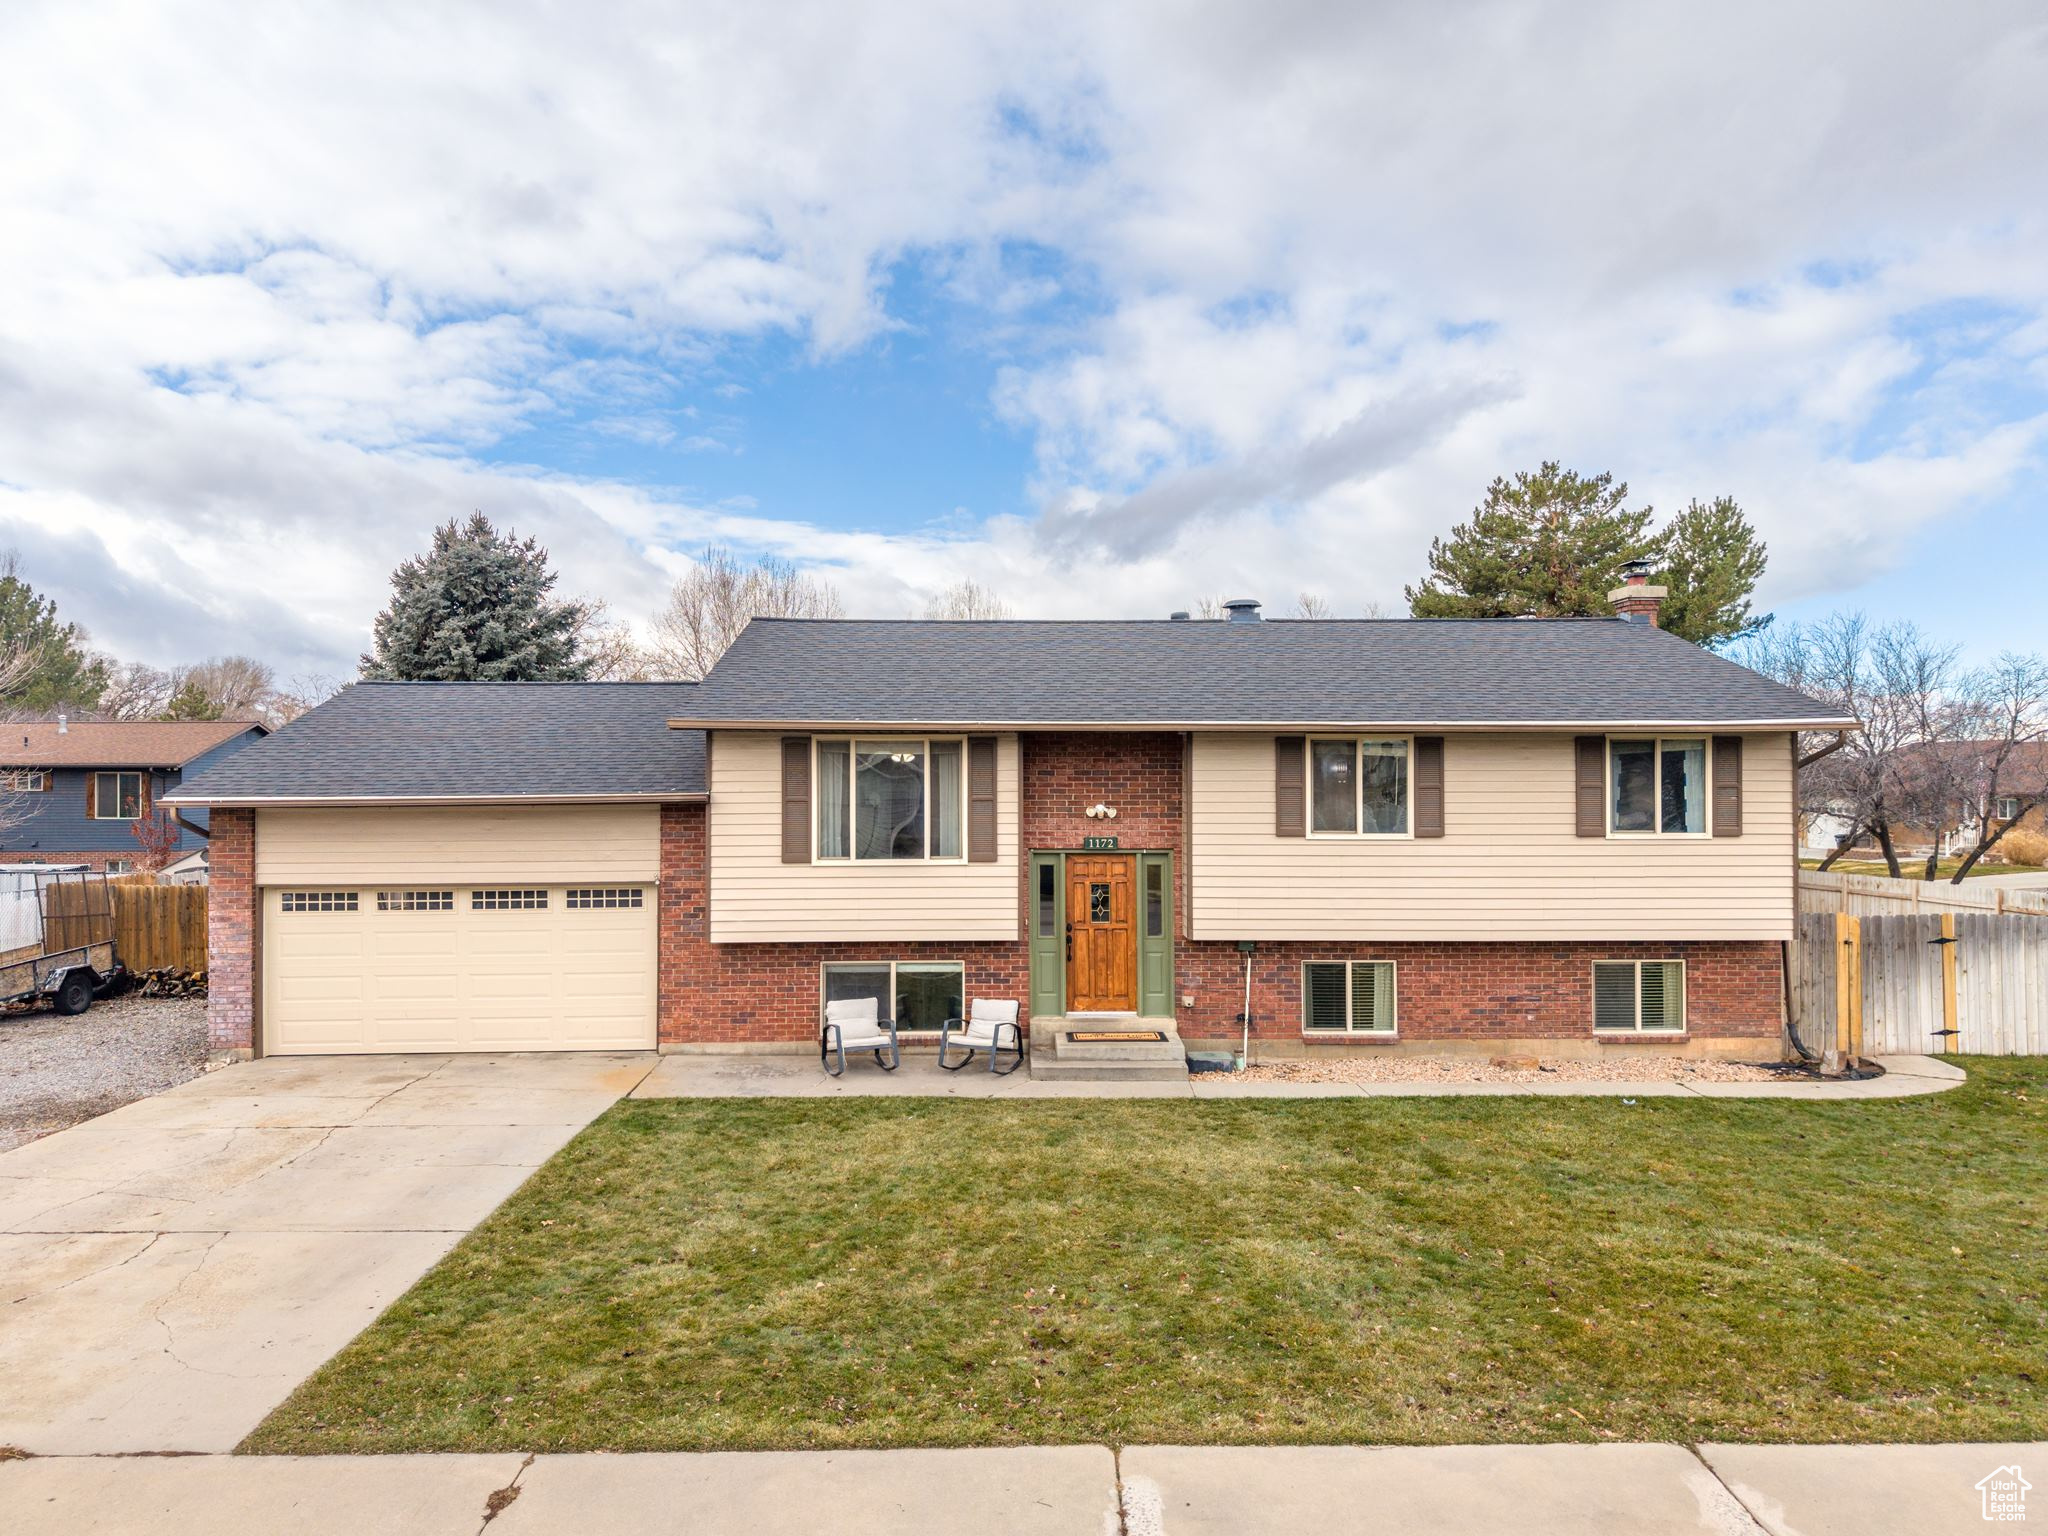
[44,878,208,973]
[1799,868,2048,917]
[1793,909,2048,1057]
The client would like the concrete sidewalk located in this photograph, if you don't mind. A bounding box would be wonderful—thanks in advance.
[634,1051,1965,1101]
[2,1440,2037,1534]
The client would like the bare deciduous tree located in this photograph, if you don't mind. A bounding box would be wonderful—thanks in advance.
[649,548,843,680]
[1921,654,2048,880]
[95,660,174,721]
[923,579,1012,620]
[269,673,347,725]
[1294,592,1331,620]
[171,655,276,719]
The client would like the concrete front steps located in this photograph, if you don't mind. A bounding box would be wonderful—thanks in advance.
[1027,1016,1189,1083]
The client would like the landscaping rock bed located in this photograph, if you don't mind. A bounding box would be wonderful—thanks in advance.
[1240,1054,1790,1085]
[0,994,210,1151]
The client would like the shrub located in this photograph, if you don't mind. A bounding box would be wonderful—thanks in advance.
[1991,824,2048,868]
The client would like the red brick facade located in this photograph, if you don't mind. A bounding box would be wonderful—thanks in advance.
[206,808,257,1056]
[656,732,1786,1053]
[0,850,141,871]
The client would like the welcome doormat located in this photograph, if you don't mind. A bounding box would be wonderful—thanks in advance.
[1066,1029,1170,1043]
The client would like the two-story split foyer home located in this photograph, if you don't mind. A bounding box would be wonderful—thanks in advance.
[166,591,1856,1063]
[2,718,268,871]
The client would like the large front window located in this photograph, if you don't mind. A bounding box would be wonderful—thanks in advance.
[1308,738,1409,835]
[1610,738,1706,835]
[92,771,145,820]
[823,960,964,1032]
[815,737,964,861]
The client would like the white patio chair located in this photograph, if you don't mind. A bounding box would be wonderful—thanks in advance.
[938,999,1024,1075]
[820,996,900,1076]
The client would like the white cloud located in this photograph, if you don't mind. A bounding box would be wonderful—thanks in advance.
[1,0,2044,673]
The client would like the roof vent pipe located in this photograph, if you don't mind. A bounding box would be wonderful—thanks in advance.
[56,712,67,734]
[1222,598,1263,623]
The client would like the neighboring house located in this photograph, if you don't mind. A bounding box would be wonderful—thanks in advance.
[158,847,211,885]
[0,719,269,872]
[168,589,1854,1062]
[1816,739,2048,860]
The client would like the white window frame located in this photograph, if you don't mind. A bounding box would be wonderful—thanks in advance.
[1,769,46,792]
[1591,958,1687,1034]
[1304,735,1415,840]
[1606,737,1712,839]
[819,958,966,1036]
[1994,796,2022,823]
[1300,959,1399,1037]
[812,736,969,865]
[90,771,147,821]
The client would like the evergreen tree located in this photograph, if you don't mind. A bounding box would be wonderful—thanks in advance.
[1404,464,1769,647]
[1657,495,1770,648]
[0,554,109,712]
[361,514,594,681]
[1405,463,1656,622]
[159,678,225,720]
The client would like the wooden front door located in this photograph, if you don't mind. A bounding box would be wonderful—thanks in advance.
[1066,855,1137,1011]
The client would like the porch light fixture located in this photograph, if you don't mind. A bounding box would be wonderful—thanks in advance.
[1084,803,1119,820]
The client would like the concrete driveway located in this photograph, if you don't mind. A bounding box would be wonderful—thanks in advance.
[0,1051,653,1455]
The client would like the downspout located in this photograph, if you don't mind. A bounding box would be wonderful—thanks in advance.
[1785,730,1846,1064]
[1236,940,1256,1071]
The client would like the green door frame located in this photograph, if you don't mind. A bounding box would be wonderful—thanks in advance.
[1028,850,1174,1019]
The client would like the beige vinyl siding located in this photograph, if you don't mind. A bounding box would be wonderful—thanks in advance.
[255,805,659,885]
[710,730,1020,942]
[1189,731,1795,941]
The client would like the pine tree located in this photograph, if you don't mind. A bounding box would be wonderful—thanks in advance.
[1657,496,1770,648]
[0,554,109,712]
[1406,463,1656,621]
[1404,464,1769,647]
[159,678,225,720]
[361,514,594,681]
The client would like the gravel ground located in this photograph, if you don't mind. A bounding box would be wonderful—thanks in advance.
[1241,1053,1793,1085]
[0,993,211,1152]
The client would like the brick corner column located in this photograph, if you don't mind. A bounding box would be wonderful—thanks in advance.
[206,807,257,1058]
[657,802,708,1049]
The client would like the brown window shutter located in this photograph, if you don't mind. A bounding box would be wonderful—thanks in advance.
[1413,736,1445,837]
[967,736,998,863]
[1574,736,1606,837]
[1275,736,1306,837]
[1712,735,1743,837]
[780,737,811,864]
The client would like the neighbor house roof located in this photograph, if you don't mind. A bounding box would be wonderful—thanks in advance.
[165,683,708,805]
[672,618,1860,731]
[3,719,266,769]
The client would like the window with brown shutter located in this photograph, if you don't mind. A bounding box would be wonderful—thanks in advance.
[780,736,811,864]
[1413,736,1445,838]
[1275,736,1305,837]
[1574,736,1606,837]
[1712,735,1743,837]
[967,736,997,862]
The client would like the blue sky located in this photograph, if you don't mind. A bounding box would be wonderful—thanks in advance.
[1,1,2044,680]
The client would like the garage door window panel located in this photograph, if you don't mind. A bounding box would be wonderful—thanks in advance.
[472,889,548,910]
[280,890,358,912]
[377,889,453,912]
[567,888,645,909]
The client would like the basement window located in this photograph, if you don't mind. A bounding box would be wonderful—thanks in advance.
[822,960,964,1034]
[1593,959,1686,1032]
[1302,960,1397,1035]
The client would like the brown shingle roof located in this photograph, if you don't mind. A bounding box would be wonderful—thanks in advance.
[2,719,265,768]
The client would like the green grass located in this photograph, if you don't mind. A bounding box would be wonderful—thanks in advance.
[247,1061,2048,1454]
[1800,858,2043,879]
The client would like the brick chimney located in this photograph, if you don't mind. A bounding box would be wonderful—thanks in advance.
[1608,558,1666,626]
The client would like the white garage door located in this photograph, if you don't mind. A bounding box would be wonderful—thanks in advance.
[262,884,656,1054]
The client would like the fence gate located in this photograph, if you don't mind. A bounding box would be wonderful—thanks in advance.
[1794,909,2048,1057]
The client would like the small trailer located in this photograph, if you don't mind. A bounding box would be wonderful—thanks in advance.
[0,865,123,1016]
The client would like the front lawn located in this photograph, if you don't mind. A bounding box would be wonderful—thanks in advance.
[248,1061,2048,1453]
[1801,858,2044,879]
